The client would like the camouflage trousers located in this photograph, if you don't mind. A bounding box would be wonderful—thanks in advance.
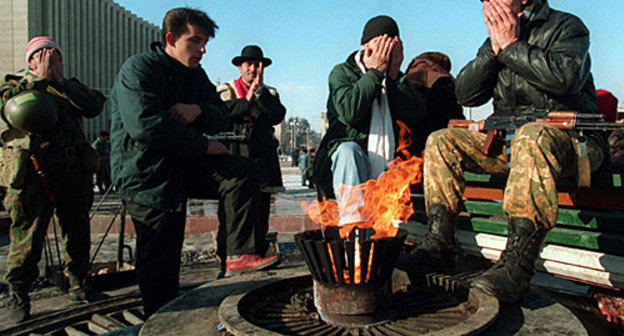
[3,159,93,294]
[424,123,604,229]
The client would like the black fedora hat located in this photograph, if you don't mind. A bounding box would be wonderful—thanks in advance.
[231,45,272,67]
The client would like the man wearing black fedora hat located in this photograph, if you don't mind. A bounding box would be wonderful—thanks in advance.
[313,15,426,230]
[217,45,286,264]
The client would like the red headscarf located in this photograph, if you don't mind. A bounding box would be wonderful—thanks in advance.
[234,77,254,125]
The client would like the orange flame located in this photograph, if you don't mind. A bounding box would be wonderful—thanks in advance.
[301,120,423,240]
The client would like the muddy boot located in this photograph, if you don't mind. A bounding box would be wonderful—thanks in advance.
[397,203,457,273]
[7,291,30,324]
[471,217,547,303]
[67,276,108,304]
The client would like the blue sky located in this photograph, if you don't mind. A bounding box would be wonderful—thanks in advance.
[116,0,624,132]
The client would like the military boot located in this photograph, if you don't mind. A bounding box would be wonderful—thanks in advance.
[7,291,30,324]
[471,217,547,303]
[67,276,108,304]
[397,203,457,273]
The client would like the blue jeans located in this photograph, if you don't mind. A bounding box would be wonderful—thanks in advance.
[331,142,370,225]
[301,170,307,186]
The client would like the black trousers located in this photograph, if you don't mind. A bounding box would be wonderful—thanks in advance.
[126,202,185,318]
[127,154,263,317]
[216,191,270,268]
[186,154,263,255]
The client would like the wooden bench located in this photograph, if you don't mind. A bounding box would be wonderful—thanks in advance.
[406,172,624,291]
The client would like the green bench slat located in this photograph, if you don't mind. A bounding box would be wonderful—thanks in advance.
[458,217,624,256]
[464,172,624,187]
[463,200,624,234]
[463,200,505,217]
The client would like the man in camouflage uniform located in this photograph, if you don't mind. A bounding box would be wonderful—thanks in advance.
[0,37,105,323]
[403,0,606,303]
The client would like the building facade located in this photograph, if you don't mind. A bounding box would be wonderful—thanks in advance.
[0,0,160,141]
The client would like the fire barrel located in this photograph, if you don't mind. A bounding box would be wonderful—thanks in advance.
[295,228,407,326]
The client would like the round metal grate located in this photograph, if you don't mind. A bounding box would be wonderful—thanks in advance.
[219,272,499,336]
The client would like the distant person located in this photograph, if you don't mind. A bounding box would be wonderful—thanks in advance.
[306,147,316,189]
[291,147,298,167]
[217,45,286,261]
[110,8,279,317]
[0,36,105,324]
[298,148,309,186]
[405,52,464,155]
[402,0,606,303]
[601,90,624,171]
[313,15,426,228]
[92,130,111,193]
[268,127,285,193]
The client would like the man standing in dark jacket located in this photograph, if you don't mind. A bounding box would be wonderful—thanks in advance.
[110,8,279,317]
[405,0,606,303]
[217,45,286,260]
[313,15,426,228]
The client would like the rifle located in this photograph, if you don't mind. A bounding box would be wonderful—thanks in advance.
[204,132,246,142]
[448,111,624,155]
[448,110,624,187]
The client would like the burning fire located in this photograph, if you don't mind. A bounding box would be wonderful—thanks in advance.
[301,121,423,240]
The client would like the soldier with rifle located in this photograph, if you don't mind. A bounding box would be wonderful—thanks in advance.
[399,0,608,303]
[0,37,106,323]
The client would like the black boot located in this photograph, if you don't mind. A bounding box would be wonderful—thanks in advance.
[7,291,30,324]
[471,217,547,303]
[397,203,457,273]
[67,275,108,304]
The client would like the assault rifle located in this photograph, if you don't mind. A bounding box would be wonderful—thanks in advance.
[449,111,624,155]
[204,132,246,142]
[448,110,624,187]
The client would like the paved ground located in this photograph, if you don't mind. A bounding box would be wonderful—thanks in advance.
[0,167,617,334]
[0,167,314,329]
[0,167,313,284]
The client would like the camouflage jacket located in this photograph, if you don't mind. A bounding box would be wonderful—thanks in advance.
[0,72,105,187]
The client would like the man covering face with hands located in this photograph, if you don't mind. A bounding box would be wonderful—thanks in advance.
[314,15,426,231]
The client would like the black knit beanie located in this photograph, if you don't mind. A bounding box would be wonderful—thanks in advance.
[361,15,399,45]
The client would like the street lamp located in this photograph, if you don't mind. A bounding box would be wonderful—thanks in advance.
[289,120,298,151]
[304,127,310,149]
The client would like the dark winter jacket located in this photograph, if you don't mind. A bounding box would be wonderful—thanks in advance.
[455,2,598,116]
[314,51,426,198]
[217,80,286,188]
[110,43,230,211]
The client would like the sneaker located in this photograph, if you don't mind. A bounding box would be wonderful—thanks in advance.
[225,254,281,277]
[7,292,30,324]
[68,285,109,304]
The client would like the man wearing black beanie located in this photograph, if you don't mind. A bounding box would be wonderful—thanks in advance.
[313,15,426,231]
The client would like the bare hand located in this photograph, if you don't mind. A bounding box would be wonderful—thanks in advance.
[168,103,202,125]
[483,3,502,54]
[483,0,522,55]
[387,36,403,80]
[30,48,63,82]
[361,35,393,74]
[205,139,230,155]
[246,62,264,102]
